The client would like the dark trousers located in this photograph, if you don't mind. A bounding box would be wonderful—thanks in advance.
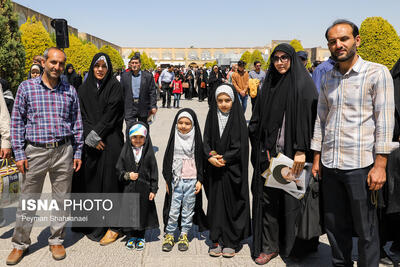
[322,165,379,267]
[161,82,171,107]
[261,186,281,254]
[126,229,145,239]
[251,96,257,111]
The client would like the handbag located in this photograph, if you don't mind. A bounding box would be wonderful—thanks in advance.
[297,174,322,240]
[200,82,206,88]
[182,82,189,89]
[0,158,21,207]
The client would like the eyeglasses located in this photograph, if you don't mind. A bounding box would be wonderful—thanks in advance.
[272,55,290,63]
[255,64,261,67]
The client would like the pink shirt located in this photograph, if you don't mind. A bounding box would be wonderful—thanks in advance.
[181,159,197,179]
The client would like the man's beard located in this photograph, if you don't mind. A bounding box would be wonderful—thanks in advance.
[331,42,357,62]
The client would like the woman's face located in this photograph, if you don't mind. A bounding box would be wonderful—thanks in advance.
[213,66,218,73]
[217,93,233,113]
[177,117,192,134]
[31,69,40,78]
[131,135,145,148]
[273,51,291,74]
[93,59,108,80]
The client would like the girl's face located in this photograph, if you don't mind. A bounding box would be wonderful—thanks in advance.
[177,117,192,134]
[31,69,40,78]
[93,59,108,80]
[217,93,233,113]
[131,135,145,148]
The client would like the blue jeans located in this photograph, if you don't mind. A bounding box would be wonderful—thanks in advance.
[166,179,196,234]
[173,93,181,108]
[237,93,248,113]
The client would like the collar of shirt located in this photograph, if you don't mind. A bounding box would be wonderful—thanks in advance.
[131,70,141,77]
[332,56,363,77]
[39,76,65,92]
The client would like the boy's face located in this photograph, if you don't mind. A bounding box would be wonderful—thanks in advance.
[217,93,232,113]
[177,117,192,134]
[131,135,145,147]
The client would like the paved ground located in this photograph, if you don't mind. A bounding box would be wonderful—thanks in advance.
[0,98,398,266]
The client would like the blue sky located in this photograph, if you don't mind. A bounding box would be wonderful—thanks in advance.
[14,0,400,48]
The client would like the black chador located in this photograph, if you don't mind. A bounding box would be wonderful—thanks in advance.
[249,43,319,258]
[162,108,208,232]
[203,84,251,249]
[116,122,159,233]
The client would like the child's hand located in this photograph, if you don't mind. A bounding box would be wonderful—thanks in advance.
[195,181,202,194]
[130,172,139,181]
[166,184,170,195]
[149,192,155,201]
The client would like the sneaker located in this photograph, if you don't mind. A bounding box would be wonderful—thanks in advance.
[177,234,189,252]
[222,247,235,258]
[209,243,222,257]
[135,238,145,251]
[162,234,174,252]
[125,238,136,250]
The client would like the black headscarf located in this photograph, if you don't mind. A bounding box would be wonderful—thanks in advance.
[162,108,207,232]
[207,65,223,104]
[390,58,400,141]
[249,43,319,258]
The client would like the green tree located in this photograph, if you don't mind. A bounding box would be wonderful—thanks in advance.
[64,33,91,74]
[127,50,156,70]
[240,51,251,66]
[289,39,304,52]
[358,16,400,69]
[205,61,217,68]
[100,45,125,71]
[20,16,54,75]
[0,0,25,93]
[249,50,266,70]
[83,42,99,70]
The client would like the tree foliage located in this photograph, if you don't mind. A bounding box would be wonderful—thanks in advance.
[20,16,54,75]
[240,51,251,67]
[358,16,400,69]
[289,39,304,52]
[64,33,96,74]
[100,45,125,71]
[128,50,156,70]
[205,61,217,68]
[0,0,25,93]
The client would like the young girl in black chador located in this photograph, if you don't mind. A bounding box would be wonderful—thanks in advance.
[161,108,207,252]
[116,122,159,251]
[203,84,251,258]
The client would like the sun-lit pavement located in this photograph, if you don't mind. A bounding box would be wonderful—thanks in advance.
[0,98,396,267]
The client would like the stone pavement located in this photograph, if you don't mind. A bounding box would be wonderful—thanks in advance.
[0,98,397,267]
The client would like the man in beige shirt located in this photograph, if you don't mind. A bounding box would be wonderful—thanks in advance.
[232,60,249,112]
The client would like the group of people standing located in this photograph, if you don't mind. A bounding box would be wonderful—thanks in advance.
[0,18,400,267]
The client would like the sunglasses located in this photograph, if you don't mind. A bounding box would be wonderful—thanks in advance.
[272,55,290,63]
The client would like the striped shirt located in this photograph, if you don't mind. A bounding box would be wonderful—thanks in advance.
[11,77,83,161]
[310,56,397,170]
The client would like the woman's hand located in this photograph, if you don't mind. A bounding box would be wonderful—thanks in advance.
[149,192,155,201]
[292,151,306,176]
[208,155,225,167]
[96,141,106,151]
[195,181,202,194]
[129,172,139,181]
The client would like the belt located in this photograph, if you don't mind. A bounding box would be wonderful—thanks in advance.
[27,137,71,149]
[133,98,139,104]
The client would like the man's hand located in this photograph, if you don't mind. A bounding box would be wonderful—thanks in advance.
[367,154,388,191]
[195,181,202,194]
[96,141,106,151]
[166,183,170,194]
[149,192,155,201]
[292,151,306,176]
[73,159,82,172]
[311,151,321,178]
[240,91,246,97]
[130,172,139,181]
[16,159,28,174]
[0,148,11,159]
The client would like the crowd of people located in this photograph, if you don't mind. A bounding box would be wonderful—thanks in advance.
[0,19,399,267]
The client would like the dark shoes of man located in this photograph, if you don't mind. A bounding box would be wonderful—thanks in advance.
[254,252,278,265]
[6,248,28,265]
[99,229,120,246]
[49,245,66,260]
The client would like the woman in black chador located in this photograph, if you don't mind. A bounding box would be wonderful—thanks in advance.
[203,84,251,258]
[207,65,224,106]
[249,43,319,264]
[116,122,159,250]
[72,53,124,242]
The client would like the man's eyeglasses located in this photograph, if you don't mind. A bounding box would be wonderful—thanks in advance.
[272,55,290,63]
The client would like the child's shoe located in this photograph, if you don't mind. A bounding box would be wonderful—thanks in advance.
[125,237,136,250]
[135,238,145,251]
[177,233,189,251]
[162,234,174,252]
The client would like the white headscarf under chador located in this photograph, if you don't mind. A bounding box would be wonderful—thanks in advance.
[215,85,234,137]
